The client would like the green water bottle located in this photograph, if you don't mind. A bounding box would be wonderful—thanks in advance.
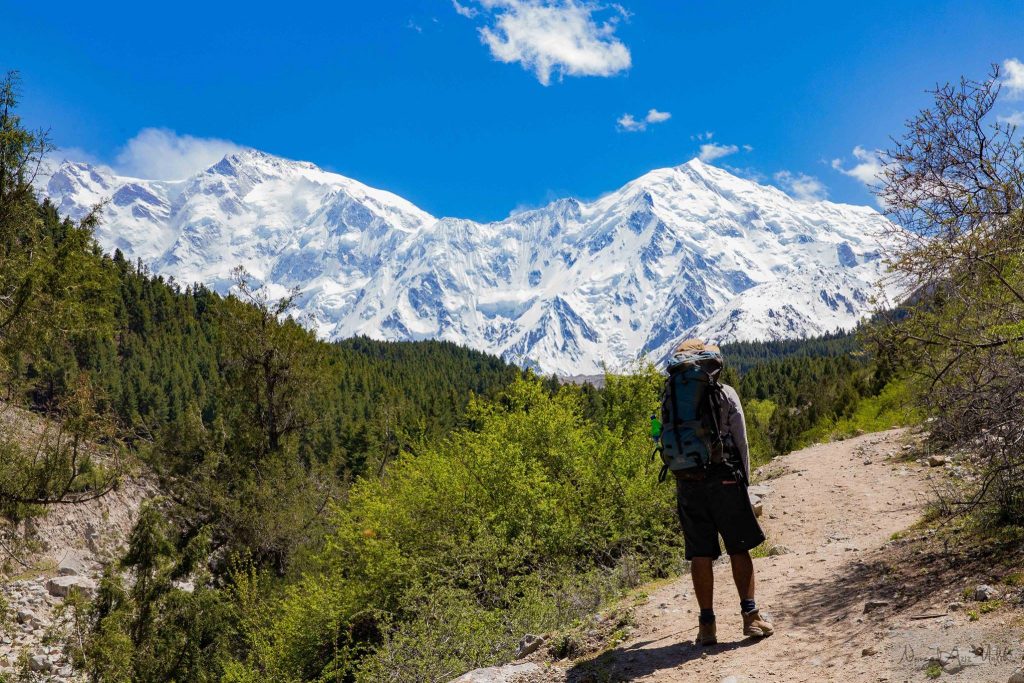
[649,413,662,439]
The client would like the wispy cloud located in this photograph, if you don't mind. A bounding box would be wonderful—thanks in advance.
[114,128,245,180]
[452,0,478,18]
[698,142,740,163]
[998,110,1024,126]
[1004,57,1024,98]
[617,108,671,132]
[774,170,828,202]
[617,113,644,132]
[455,0,632,86]
[831,145,886,187]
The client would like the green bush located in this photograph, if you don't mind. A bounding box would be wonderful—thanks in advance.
[226,372,682,680]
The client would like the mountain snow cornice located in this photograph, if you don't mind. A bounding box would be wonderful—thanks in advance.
[41,150,899,374]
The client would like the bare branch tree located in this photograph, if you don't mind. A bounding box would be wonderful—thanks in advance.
[874,64,1024,524]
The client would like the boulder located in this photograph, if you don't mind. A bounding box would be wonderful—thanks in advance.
[451,663,541,683]
[58,556,87,577]
[928,455,947,467]
[514,634,544,659]
[46,576,96,599]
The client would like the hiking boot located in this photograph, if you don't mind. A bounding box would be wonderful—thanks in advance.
[695,620,717,646]
[742,609,774,637]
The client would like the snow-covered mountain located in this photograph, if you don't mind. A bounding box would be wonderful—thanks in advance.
[40,151,898,374]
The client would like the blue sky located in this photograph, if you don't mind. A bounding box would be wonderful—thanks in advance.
[4,0,1024,221]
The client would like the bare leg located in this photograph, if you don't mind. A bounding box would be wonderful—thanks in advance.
[729,551,755,600]
[691,557,715,609]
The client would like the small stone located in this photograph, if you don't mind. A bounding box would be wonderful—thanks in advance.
[948,602,964,611]
[928,455,947,467]
[749,493,763,518]
[1008,668,1024,683]
[767,545,792,556]
[974,584,998,601]
[863,600,890,613]
[862,646,878,656]
[28,655,51,673]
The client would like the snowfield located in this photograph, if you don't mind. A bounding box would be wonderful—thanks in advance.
[40,151,900,374]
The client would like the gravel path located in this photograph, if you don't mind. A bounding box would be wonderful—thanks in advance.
[528,429,1024,682]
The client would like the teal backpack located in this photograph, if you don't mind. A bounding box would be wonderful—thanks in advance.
[651,348,728,480]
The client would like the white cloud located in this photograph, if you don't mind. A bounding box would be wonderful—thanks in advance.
[774,170,828,202]
[616,113,644,132]
[452,0,478,18]
[1004,57,1024,98]
[998,110,1024,126]
[407,19,424,33]
[831,145,886,187]
[460,0,632,86]
[645,108,671,124]
[698,142,740,163]
[114,128,244,180]
[617,107,671,132]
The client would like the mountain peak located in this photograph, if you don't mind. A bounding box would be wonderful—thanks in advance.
[40,148,900,374]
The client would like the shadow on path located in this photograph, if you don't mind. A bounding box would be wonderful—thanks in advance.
[564,633,761,682]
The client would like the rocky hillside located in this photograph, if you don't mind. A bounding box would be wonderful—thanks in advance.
[0,404,152,681]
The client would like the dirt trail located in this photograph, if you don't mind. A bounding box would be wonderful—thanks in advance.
[530,429,1024,682]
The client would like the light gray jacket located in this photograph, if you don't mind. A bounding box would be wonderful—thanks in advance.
[718,384,751,482]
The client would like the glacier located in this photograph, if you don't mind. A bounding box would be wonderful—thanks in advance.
[39,150,900,375]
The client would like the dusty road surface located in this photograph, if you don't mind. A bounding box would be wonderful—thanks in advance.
[523,429,1024,683]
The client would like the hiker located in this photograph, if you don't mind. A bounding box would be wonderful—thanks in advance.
[654,338,774,646]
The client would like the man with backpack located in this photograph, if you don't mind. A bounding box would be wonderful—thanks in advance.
[654,338,774,646]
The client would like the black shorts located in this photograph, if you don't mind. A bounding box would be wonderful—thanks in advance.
[675,474,765,560]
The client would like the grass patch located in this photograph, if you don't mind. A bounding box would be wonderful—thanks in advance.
[925,661,942,678]
[798,378,924,446]
[745,398,776,469]
[978,599,1003,614]
[1003,571,1024,587]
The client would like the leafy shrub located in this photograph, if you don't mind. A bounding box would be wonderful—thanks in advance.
[227,372,682,680]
